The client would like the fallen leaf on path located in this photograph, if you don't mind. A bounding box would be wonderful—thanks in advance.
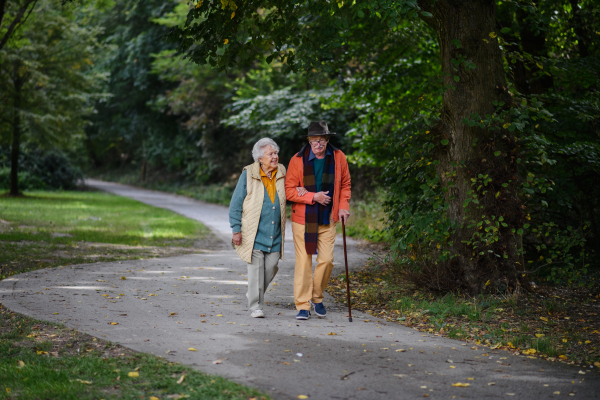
[535,334,545,338]
[36,351,48,355]
[449,366,456,369]
[216,314,223,317]
[52,313,59,315]
[128,372,139,378]
[522,349,536,355]
[297,396,308,399]
[283,362,291,365]
[150,397,159,400]
[121,277,126,280]
[75,379,92,384]
[578,370,585,374]
[188,348,197,351]
[554,392,560,395]
[488,382,495,386]
[451,383,470,387]
[177,374,185,384]
[327,332,337,335]
[169,313,178,317]
[213,359,222,364]
[396,349,406,352]
[110,322,118,325]
[539,317,548,322]
[17,361,25,368]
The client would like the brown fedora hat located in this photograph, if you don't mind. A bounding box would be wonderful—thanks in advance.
[306,120,336,136]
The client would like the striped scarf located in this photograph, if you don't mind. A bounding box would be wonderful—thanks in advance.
[301,143,335,254]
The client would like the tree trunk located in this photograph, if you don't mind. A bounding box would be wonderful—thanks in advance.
[420,0,526,294]
[10,62,24,197]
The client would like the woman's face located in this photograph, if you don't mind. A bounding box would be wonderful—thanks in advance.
[259,145,279,172]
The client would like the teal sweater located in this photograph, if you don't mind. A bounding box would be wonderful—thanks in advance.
[229,170,282,253]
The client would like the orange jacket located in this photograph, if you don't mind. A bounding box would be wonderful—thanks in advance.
[285,148,351,225]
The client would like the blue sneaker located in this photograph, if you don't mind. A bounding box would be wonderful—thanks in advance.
[312,301,326,317]
[296,310,311,320]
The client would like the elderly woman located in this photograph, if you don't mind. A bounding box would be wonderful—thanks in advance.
[229,138,287,318]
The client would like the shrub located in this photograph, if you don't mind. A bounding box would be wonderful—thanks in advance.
[0,147,82,191]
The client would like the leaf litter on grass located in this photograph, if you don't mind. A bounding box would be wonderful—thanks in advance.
[0,305,271,400]
[329,260,600,369]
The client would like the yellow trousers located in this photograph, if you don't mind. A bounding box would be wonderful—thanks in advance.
[292,221,337,311]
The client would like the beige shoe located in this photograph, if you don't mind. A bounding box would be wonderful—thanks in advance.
[251,309,265,318]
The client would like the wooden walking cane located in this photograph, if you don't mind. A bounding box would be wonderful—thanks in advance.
[342,218,353,322]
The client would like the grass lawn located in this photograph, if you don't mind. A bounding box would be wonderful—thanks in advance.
[329,258,600,371]
[0,190,223,280]
[0,306,268,400]
[0,190,268,400]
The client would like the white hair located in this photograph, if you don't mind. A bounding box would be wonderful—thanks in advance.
[252,138,279,162]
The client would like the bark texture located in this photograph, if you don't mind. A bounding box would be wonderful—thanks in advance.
[419,0,526,294]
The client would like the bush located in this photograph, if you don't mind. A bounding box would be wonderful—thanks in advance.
[0,147,83,191]
[0,168,46,191]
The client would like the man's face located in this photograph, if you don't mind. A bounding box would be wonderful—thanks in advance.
[308,135,328,157]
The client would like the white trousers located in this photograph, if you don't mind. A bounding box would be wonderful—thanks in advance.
[247,249,279,311]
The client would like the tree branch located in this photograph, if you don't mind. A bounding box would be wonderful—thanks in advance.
[0,0,38,52]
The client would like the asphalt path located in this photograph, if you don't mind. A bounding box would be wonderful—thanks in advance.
[1,180,598,399]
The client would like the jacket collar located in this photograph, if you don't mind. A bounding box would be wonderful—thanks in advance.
[248,162,285,180]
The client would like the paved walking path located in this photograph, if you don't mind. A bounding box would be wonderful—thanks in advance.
[1,181,598,400]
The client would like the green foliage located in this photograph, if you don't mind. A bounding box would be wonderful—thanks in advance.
[171,0,425,75]
[84,0,181,170]
[0,0,105,151]
[0,168,45,191]
[0,146,83,190]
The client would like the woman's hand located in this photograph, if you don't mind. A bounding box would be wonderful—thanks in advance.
[296,187,308,197]
[232,232,242,246]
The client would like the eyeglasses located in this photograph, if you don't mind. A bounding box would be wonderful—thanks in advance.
[309,139,328,145]
[263,151,279,158]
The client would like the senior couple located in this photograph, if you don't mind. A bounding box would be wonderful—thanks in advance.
[228,121,351,320]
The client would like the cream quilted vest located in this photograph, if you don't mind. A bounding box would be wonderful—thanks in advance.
[234,162,286,263]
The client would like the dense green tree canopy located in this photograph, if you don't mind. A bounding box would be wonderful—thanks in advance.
[0,0,104,194]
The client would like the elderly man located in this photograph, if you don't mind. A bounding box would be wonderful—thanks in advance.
[286,121,351,320]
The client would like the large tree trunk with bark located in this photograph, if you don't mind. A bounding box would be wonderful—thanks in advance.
[420,0,527,294]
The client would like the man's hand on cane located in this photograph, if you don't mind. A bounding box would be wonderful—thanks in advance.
[339,209,350,224]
